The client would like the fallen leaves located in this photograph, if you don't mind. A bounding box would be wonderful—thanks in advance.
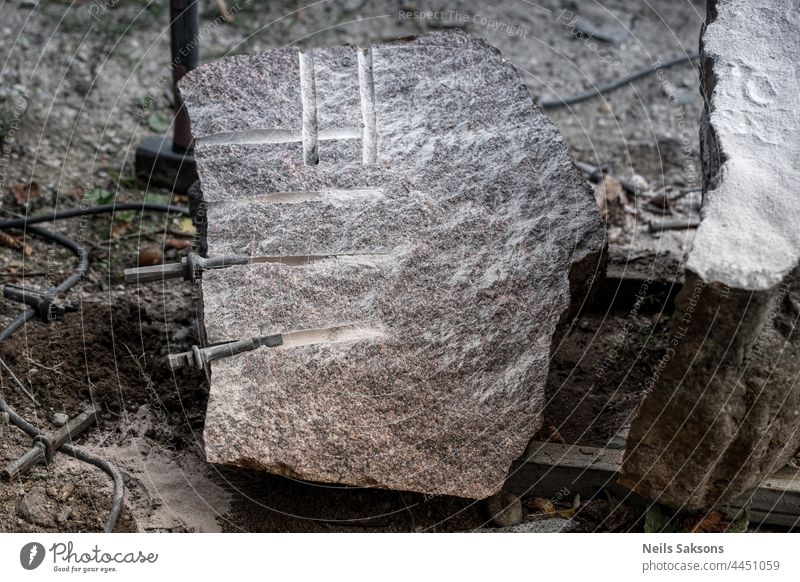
[165,238,192,251]
[146,112,171,134]
[646,504,750,533]
[0,231,32,255]
[110,220,130,239]
[525,495,580,520]
[11,181,40,206]
[687,511,724,533]
[593,174,623,220]
[176,217,196,236]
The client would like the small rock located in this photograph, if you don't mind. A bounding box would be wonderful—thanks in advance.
[137,246,164,267]
[485,490,523,527]
[17,487,55,528]
[573,14,630,44]
[631,174,650,193]
[51,412,68,427]
[55,506,72,524]
[597,101,612,114]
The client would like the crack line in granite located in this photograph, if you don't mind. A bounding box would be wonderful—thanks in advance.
[299,50,319,165]
[357,47,377,164]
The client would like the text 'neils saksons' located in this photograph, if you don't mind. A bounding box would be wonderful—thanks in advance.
[643,543,724,554]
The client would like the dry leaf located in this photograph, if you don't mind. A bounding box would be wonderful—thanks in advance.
[0,231,32,255]
[0,231,22,250]
[593,184,607,219]
[166,238,192,251]
[215,0,235,22]
[111,221,130,239]
[593,175,623,219]
[528,497,556,515]
[177,217,196,236]
[554,507,577,519]
[687,511,724,533]
[601,175,623,204]
[11,181,40,206]
[0,231,22,251]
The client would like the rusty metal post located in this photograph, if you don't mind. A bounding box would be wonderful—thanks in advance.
[134,0,200,193]
[170,0,199,153]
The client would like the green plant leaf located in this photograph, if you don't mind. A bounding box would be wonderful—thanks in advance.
[645,504,682,533]
[146,112,170,133]
[86,188,115,206]
[726,511,749,533]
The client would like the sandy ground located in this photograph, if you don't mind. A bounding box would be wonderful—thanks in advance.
[0,0,709,532]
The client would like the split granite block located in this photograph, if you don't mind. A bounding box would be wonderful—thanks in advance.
[621,0,800,510]
[179,30,606,498]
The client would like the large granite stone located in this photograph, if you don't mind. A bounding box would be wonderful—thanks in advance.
[621,0,800,510]
[179,30,605,499]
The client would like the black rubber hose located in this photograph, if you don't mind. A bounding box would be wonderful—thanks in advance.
[0,202,190,532]
[0,397,123,532]
[0,202,190,230]
[539,52,700,109]
[60,443,126,533]
[0,226,89,342]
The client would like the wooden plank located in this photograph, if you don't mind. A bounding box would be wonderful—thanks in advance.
[506,442,800,528]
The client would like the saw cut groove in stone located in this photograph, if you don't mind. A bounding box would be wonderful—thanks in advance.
[299,51,319,165]
[200,323,385,366]
[247,253,392,268]
[197,127,359,147]
[277,323,385,349]
[225,188,382,205]
[357,47,377,164]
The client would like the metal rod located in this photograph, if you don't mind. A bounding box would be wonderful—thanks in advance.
[125,261,185,284]
[124,253,250,284]
[51,408,98,450]
[170,0,199,152]
[1,407,97,481]
[648,217,701,232]
[168,334,284,370]
[2,443,46,481]
[3,284,44,309]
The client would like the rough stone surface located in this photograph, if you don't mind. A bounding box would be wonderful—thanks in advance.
[17,487,56,528]
[485,489,523,527]
[478,518,576,533]
[621,1,800,510]
[180,30,605,499]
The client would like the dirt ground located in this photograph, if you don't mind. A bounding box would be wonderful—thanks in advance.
[0,0,709,532]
